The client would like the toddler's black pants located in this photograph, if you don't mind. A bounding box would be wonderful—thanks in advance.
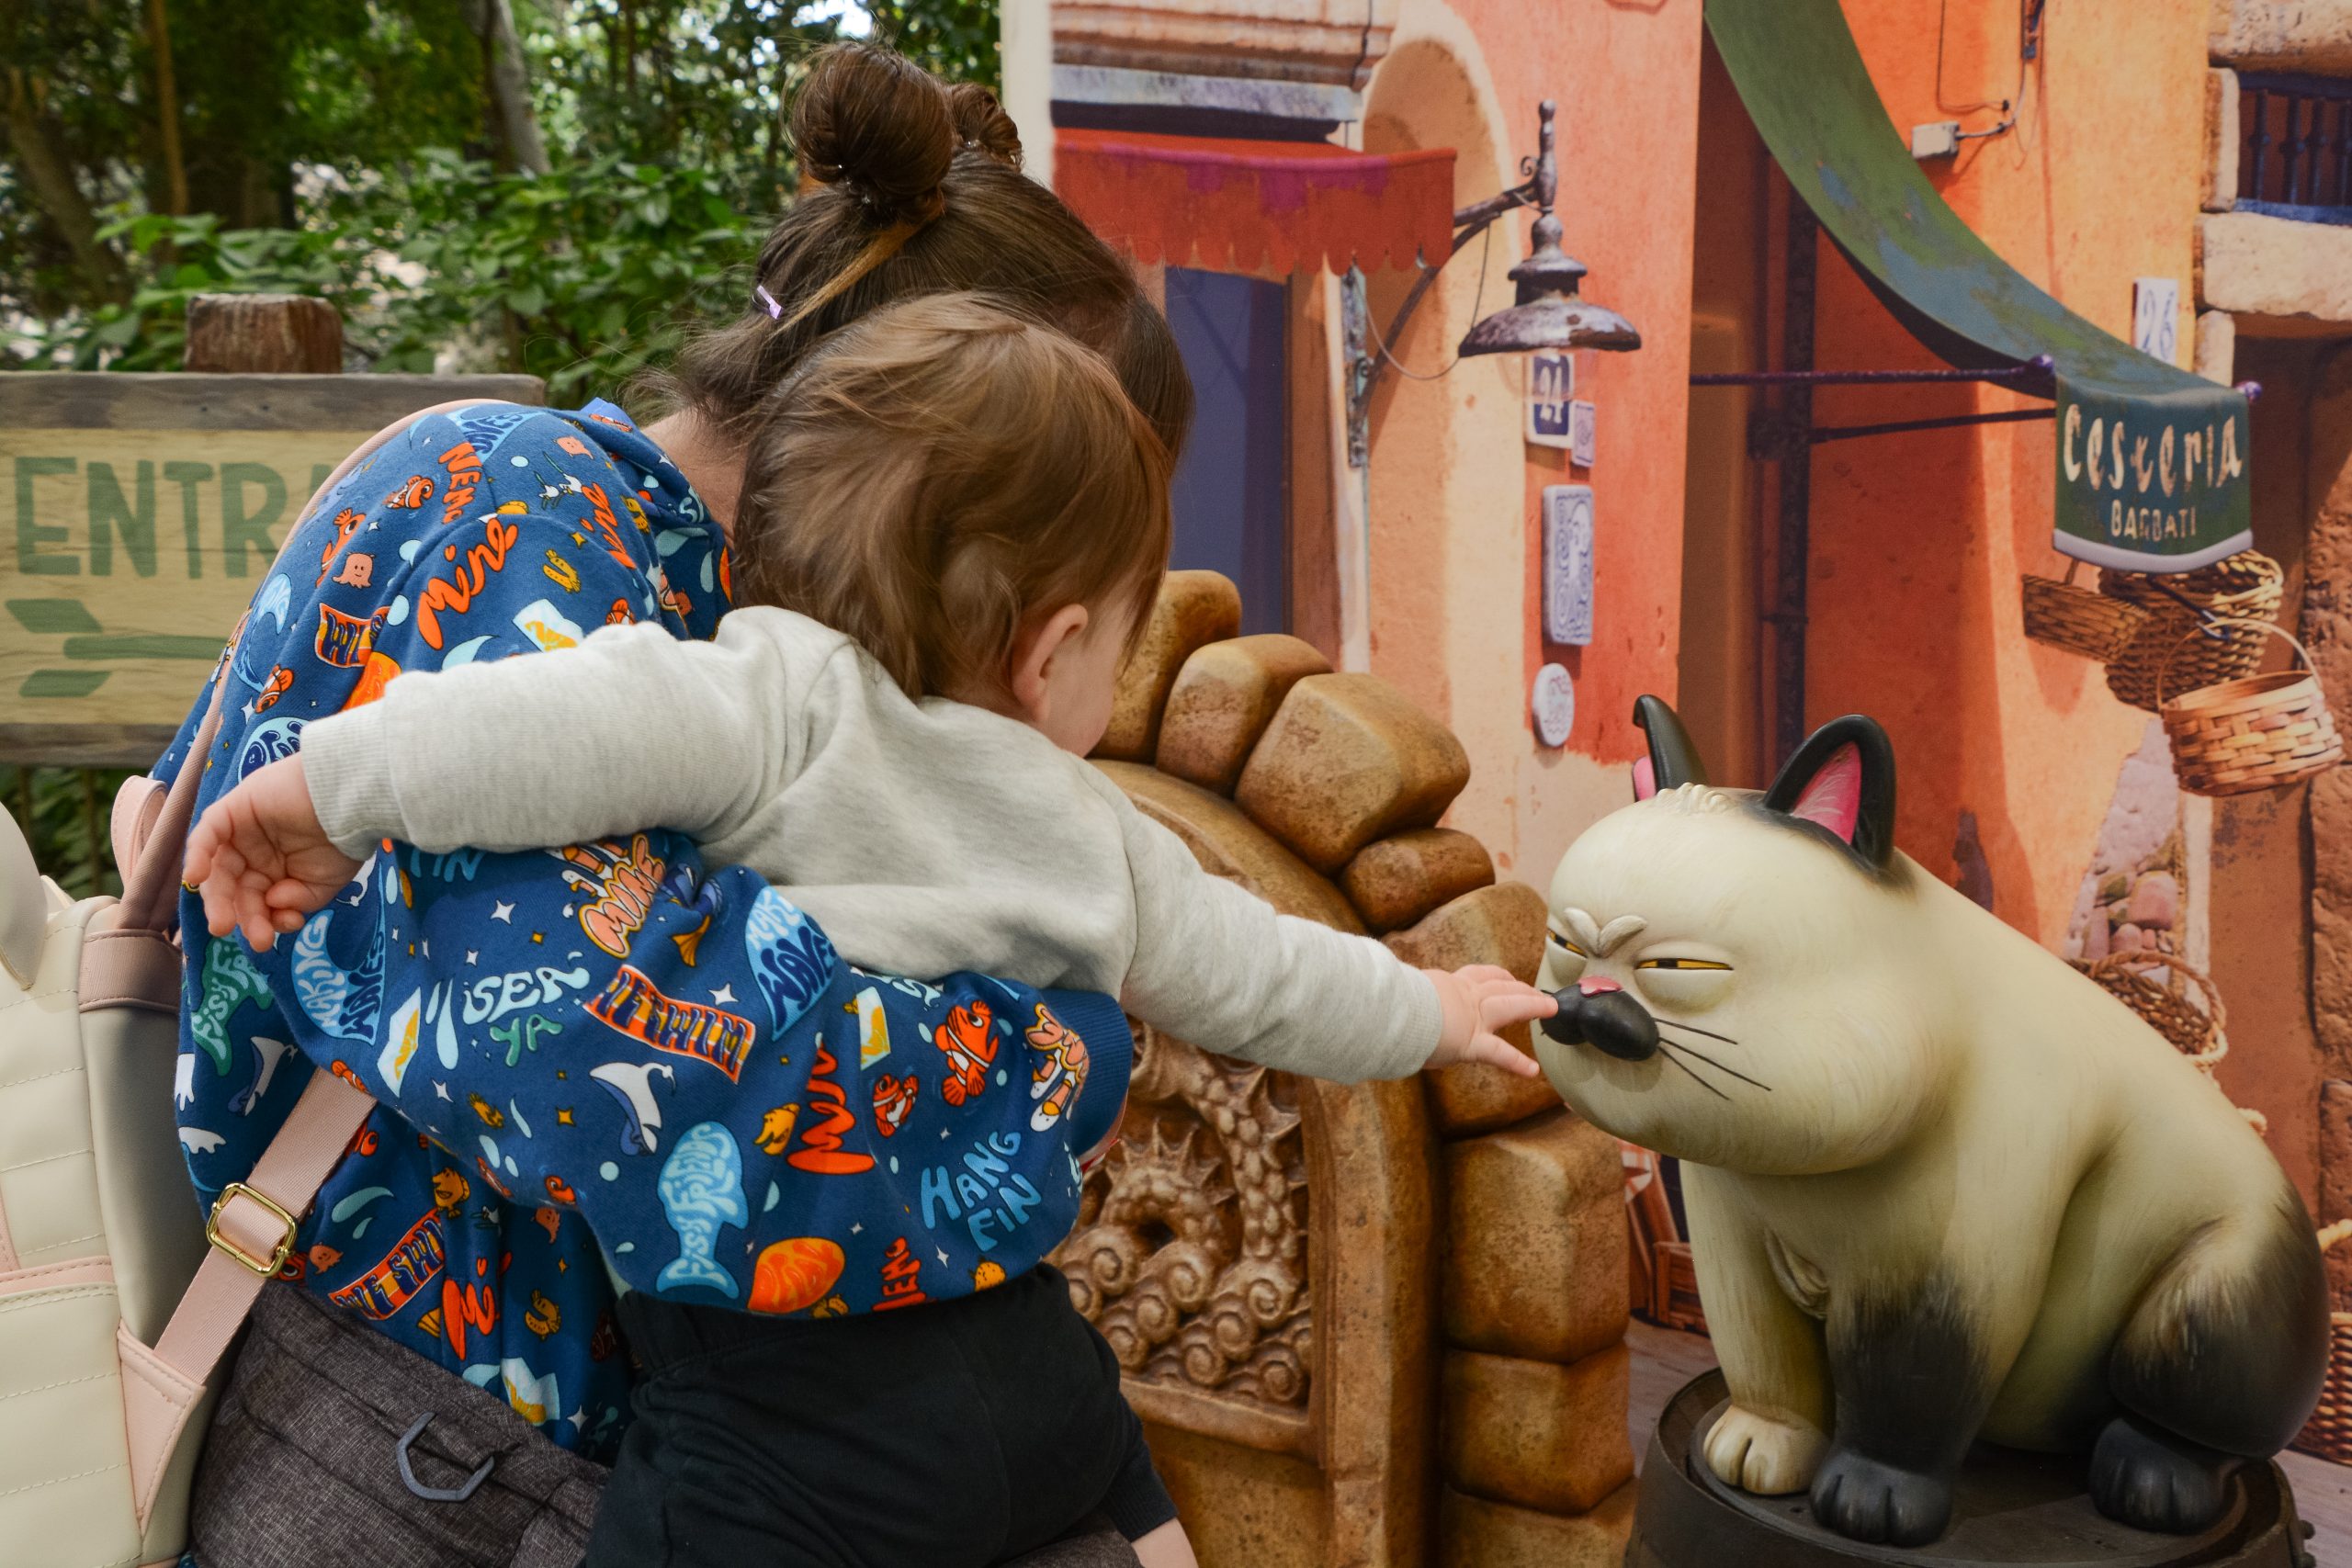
[584,1263,1177,1567]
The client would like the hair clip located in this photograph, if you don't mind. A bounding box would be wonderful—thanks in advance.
[754,284,785,321]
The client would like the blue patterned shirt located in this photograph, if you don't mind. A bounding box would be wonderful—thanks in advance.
[161,400,1128,1459]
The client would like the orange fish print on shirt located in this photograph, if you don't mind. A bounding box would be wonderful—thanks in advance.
[871,1073,917,1138]
[318,507,368,584]
[385,475,435,510]
[252,666,295,712]
[933,1002,999,1108]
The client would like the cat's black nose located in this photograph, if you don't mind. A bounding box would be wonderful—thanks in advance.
[1541,985,1660,1062]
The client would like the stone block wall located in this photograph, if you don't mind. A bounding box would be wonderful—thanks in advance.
[1063,573,1636,1565]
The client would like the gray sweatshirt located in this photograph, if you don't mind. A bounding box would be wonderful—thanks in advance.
[299,607,1441,1083]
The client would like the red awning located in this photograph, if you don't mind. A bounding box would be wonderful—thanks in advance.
[1055,128,1456,276]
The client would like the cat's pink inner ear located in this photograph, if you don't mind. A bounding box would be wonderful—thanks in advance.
[1789,742,1862,842]
[1633,755,1657,801]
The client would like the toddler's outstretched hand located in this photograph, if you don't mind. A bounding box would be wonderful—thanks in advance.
[185,755,362,951]
[1424,964,1554,1078]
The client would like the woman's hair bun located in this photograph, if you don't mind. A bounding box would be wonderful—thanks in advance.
[792,43,956,226]
[945,83,1023,171]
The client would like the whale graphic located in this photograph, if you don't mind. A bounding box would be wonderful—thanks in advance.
[230,1035,296,1115]
[590,1061,674,1155]
[655,1122,748,1297]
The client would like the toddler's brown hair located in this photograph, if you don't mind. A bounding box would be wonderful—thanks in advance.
[732,292,1175,702]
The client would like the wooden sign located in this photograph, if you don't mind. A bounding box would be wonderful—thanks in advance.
[0,372,543,766]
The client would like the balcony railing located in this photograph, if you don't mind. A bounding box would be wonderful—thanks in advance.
[2238,71,2352,226]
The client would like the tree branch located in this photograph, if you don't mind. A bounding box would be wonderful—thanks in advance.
[3,67,130,303]
[466,0,551,175]
[145,0,187,215]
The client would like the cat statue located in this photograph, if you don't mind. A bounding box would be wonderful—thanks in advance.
[1533,697,2326,1548]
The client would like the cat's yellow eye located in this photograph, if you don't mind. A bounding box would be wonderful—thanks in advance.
[1541,931,1588,990]
[1635,957,1732,972]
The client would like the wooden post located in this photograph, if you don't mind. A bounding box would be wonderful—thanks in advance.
[184,293,342,373]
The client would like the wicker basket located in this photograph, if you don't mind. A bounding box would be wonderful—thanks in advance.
[2298,1316,2352,1463]
[2098,551,2284,712]
[2022,560,2149,660]
[2075,952,2227,1074]
[2156,622,2344,797]
[2293,1223,2352,1462]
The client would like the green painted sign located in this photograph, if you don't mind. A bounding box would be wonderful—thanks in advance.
[2053,375,2252,572]
[1707,0,2256,578]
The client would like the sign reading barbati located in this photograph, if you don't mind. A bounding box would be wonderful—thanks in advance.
[0,373,542,766]
[2052,376,2252,577]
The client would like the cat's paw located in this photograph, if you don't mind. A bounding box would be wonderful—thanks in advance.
[1702,1404,1827,1495]
[1809,1446,1953,1547]
[2089,1416,2238,1535]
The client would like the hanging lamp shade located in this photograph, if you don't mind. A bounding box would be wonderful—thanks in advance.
[1458,213,1642,356]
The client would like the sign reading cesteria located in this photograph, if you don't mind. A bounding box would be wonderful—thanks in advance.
[2052,375,2251,574]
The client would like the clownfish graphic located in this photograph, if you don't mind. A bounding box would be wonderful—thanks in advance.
[385,475,435,510]
[871,1074,917,1139]
[252,666,295,712]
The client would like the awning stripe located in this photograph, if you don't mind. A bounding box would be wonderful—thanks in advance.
[1707,0,2251,574]
[1054,128,1456,276]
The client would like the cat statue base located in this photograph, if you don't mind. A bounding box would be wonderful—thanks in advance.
[1534,699,2328,1552]
[1626,1371,2315,1568]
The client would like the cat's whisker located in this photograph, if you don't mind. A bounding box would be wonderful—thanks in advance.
[1657,1034,1770,1092]
[1657,1042,1732,1100]
[1655,1016,1740,1047]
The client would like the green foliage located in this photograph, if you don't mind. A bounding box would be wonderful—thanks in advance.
[36,210,373,372]
[3,766,132,901]
[6,0,1001,395]
[376,152,761,400]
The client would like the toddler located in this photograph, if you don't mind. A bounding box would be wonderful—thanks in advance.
[188,294,1552,1568]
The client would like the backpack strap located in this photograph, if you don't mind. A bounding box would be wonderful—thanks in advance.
[105,397,511,1528]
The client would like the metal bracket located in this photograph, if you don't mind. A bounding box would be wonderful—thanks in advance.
[395,1414,496,1504]
[1746,406,1806,462]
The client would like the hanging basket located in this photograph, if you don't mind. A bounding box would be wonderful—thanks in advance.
[2293,1222,2352,1464]
[2074,951,2228,1073]
[2098,551,2284,712]
[2022,560,2149,661]
[2156,622,2344,798]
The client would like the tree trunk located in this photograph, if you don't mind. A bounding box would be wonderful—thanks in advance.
[185,293,343,373]
[2,68,128,303]
[144,0,187,215]
[467,0,551,175]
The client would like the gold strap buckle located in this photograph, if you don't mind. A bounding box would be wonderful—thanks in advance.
[206,1181,298,1277]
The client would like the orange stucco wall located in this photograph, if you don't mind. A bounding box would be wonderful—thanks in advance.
[1360,0,1704,882]
[1808,0,2211,948]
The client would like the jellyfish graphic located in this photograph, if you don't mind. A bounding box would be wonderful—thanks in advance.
[655,1122,749,1297]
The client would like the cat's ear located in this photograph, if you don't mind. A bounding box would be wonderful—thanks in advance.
[1761,714,1898,869]
[1632,695,1710,801]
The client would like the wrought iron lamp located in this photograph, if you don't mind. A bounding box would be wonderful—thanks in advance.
[1345,97,1641,466]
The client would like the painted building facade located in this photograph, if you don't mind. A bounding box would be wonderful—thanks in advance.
[1006,0,2352,1558]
